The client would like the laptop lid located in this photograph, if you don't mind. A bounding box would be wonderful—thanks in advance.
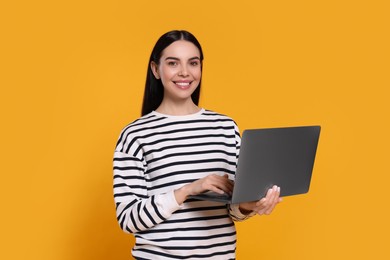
[190,125,321,204]
[230,125,321,203]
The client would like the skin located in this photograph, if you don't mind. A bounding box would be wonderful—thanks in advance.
[151,40,282,216]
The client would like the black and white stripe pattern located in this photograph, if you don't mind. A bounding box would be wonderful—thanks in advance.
[113,109,248,259]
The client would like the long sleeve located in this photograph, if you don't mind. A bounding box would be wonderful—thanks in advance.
[113,151,181,234]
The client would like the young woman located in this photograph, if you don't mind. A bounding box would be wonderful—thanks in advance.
[113,30,282,259]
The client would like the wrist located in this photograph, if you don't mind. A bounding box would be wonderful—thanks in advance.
[174,184,190,205]
[239,204,254,215]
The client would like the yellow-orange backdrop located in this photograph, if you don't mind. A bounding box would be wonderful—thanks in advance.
[1,0,389,259]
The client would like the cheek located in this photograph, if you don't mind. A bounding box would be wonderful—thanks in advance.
[192,68,202,80]
[160,67,176,80]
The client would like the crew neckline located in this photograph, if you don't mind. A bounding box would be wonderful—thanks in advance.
[151,108,205,119]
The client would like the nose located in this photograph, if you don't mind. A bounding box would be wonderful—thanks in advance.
[178,65,189,77]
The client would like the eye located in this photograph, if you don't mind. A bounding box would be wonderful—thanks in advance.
[190,61,199,66]
[167,61,177,66]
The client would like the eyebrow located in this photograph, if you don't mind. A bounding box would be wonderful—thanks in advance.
[165,56,200,61]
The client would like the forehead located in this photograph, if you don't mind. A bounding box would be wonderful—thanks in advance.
[161,40,200,59]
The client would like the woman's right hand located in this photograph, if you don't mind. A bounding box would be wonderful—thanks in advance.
[174,174,233,205]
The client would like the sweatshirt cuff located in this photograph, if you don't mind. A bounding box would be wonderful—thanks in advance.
[230,203,256,219]
[155,190,181,219]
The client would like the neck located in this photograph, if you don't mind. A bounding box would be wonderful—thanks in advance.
[156,99,201,116]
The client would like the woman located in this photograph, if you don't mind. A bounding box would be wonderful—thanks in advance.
[113,30,281,259]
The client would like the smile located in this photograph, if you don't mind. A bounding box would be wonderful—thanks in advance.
[174,81,192,88]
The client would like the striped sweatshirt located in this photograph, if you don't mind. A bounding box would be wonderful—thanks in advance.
[113,108,252,259]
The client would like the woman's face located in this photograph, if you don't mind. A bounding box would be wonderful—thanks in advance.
[151,40,202,103]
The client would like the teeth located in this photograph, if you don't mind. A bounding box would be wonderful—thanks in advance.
[176,82,190,86]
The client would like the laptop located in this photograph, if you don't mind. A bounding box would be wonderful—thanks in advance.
[189,125,321,203]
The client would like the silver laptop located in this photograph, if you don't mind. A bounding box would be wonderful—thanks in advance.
[190,125,321,203]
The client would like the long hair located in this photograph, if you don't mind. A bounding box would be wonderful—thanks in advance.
[141,30,204,116]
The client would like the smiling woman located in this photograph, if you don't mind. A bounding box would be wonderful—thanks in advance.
[141,30,205,117]
[112,30,282,259]
[150,40,202,114]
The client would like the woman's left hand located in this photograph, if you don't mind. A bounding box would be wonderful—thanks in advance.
[239,185,282,216]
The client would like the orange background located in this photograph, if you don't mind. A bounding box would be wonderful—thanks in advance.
[1,0,389,259]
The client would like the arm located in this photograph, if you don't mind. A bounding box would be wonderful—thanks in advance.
[113,151,181,234]
[114,150,236,232]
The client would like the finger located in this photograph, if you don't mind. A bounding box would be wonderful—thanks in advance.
[255,197,267,209]
[272,186,282,206]
[265,202,277,215]
[214,174,234,194]
[259,186,277,214]
[264,201,277,214]
[206,176,233,194]
[209,186,226,194]
[221,174,234,187]
[256,187,272,207]
[268,186,279,205]
[203,181,226,194]
[265,187,281,215]
[268,185,278,201]
[222,177,234,193]
[254,186,282,215]
[216,185,232,194]
[274,186,281,204]
[253,197,269,215]
[256,204,267,215]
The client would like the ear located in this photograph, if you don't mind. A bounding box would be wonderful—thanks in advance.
[150,61,160,79]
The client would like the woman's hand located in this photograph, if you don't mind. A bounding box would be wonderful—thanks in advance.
[174,174,233,204]
[239,185,282,216]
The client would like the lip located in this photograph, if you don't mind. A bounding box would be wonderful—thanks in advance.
[173,80,192,83]
[173,80,192,89]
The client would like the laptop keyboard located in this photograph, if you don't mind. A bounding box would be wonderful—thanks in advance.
[201,192,232,200]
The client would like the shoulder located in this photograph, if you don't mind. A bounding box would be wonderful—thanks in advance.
[202,109,239,127]
[114,112,163,153]
[120,112,160,133]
